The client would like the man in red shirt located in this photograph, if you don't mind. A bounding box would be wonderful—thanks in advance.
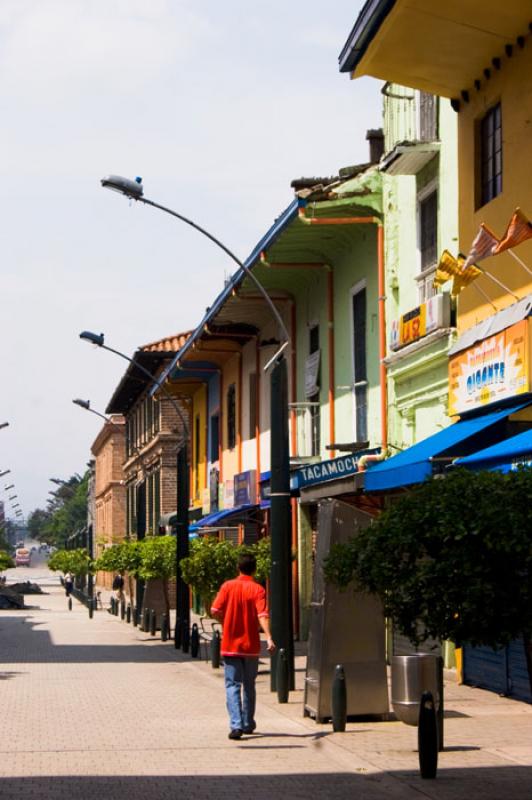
[211,553,275,739]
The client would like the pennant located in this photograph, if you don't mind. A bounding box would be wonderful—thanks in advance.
[494,208,532,254]
[462,223,499,270]
[432,250,481,295]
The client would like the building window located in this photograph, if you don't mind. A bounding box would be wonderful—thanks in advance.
[210,414,220,462]
[227,384,236,450]
[248,373,257,439]
[194,415,201,500]
[479,103,502,206]
[352,285,367,443]
[419,189,438,270]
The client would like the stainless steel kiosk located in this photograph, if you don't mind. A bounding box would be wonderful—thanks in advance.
[304,499,389,721]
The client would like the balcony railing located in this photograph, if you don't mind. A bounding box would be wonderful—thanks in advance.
[383,84,438,154]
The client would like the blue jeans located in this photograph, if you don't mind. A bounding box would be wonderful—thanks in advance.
[223,656,259,731]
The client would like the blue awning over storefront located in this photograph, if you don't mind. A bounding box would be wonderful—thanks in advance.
[455,427,532,473]
[189,503,258,532]
[364,401,530,491]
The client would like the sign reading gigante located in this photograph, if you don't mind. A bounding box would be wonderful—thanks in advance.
[449,319,530,416]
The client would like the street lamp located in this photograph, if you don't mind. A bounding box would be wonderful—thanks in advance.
[0,422,8,430]
[4,484,14,491]
[101,175,294,685]
[72,398,115,426]
[8,495,17,501]
[0,470,11,478]
[79,329,191,648]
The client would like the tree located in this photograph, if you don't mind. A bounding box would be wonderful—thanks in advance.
[0,551,14,571]
[94,541,141,603]
[137,536,176,616]
[181,536,272,613]
[27,472,89,548]
[324,468,532,694]
[48,548,92,577]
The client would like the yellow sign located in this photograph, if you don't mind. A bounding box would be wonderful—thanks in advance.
[400,304,426,347]
[449,320,529,416]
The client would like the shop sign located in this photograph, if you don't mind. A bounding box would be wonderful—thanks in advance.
[233,470,256,505]
[449,319,529,415]
[295,450,377,490]
[223,480,234,509]
[390,294,450,351]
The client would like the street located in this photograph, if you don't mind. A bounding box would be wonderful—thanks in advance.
[1,564,532,800]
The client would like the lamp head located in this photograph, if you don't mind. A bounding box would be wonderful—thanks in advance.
[80,331,104,347]
[101,175,144,200]
[0,470,11,477]
[4,484,14,490]
[0,422,8,429]
[73,398,91,411]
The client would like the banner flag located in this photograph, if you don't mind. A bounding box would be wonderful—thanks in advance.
[462,223,499,270]
[433,250,481,295]
[494,208,532,254]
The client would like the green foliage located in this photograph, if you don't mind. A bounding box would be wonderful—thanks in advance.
[181,536,272,613]
[94,541,142,577]
[137,536,176,581]
[0,550,14,571]
[324,468,532,650]
[181,537,239,612]
[28,473,89,548]
[47,548,92,576]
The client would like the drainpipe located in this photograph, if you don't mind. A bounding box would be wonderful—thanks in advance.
[298,208,387,452]
[237,352,243,474]
[255,337,261,502]
[290,300,299,637]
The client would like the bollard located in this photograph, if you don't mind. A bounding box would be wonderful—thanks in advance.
[160,613,168,642]
[210,630,221,669]
[109,597,115,615]
[88,599,94,619]
[120,600,125,620]
[132,607,138,627]
[418,691,438,779]
[141,607,149,633]
[68,597,72,611]
[331,664,347,732]
[126,604,131,624]
[114,598,119,616]
[276,648,289,704]
[149,609,157,637]
[190,623,200,658]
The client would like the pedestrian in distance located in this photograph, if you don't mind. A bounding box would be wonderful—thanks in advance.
[112,573,125,604]
[64,571,74,597]
[211,552,276,740]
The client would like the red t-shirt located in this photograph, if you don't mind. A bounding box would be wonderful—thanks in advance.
[211,575,268,657]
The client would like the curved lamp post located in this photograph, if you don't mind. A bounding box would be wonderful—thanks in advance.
[80,330,191,649]
[101,175,294,684]
[0,422,8,430]
[0,470,11,478]
[4,484,14,491]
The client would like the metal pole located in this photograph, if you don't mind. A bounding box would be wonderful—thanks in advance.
[174,444,190,651]
[269,357,294,691]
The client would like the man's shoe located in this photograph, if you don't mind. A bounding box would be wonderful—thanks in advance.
[242,725,256,734]
[228,729,243,740]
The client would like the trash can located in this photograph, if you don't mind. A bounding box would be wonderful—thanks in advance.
[391,654,443,727]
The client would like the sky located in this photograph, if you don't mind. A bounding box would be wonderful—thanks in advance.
[0,0,381,516]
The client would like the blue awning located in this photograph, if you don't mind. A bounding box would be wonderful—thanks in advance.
[455,427,532,473]
[189,503,258,532]
[364,401,530,491]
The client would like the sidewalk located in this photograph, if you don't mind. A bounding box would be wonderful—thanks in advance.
[0,584,531,799]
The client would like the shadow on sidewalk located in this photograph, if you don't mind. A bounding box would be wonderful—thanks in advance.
[1,766,532,800]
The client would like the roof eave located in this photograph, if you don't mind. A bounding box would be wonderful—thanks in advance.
[338,0,397,74]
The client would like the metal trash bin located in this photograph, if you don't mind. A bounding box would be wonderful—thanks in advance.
[391,654,443,727]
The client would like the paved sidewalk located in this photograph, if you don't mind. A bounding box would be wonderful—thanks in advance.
[0,586,531,799]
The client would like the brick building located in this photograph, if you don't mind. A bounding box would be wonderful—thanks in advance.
[91,415,126,590]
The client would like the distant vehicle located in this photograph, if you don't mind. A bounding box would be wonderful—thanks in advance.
[15,548,31,567]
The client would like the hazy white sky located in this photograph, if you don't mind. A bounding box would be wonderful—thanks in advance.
[0,0,381,515]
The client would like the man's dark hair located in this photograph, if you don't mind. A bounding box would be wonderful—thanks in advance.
[238,553,256,575]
